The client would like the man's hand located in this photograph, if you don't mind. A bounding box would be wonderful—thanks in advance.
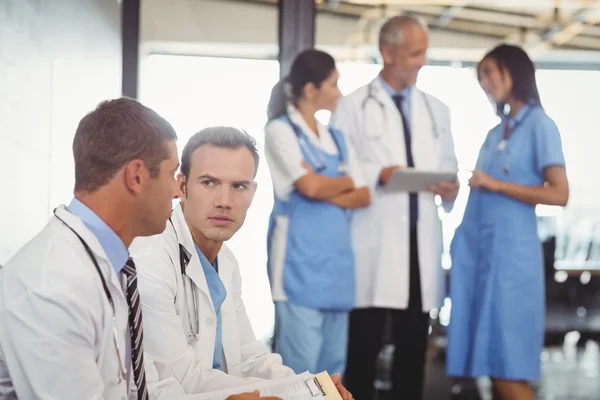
[226,390,282,400]
[378,165,402,186]
[430,180,460,202]
[331,373,354,400]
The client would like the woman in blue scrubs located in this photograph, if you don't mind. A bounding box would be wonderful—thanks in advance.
[264,49,370,376]
[447,44,569,400]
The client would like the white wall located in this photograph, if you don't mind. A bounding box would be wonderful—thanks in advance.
[0,0,121,264]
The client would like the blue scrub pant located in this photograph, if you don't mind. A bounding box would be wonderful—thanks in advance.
[274,301,348,375]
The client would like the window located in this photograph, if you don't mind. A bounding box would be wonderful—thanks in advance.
[537,69,600,269]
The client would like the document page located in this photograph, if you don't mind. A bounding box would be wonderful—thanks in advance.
[193,372,328,400]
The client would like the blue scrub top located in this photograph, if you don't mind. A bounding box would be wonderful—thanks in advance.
[194,244,226,370]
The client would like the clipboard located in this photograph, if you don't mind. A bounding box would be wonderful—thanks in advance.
[193,370,343,400]
[305,372,343,400]
[384,168,457,193]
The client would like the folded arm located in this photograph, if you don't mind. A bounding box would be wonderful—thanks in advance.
[294,168,355,201]
[327,187,370,209]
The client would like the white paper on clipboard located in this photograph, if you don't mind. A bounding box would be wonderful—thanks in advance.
[192,371,342,400]
[384,168,457,193]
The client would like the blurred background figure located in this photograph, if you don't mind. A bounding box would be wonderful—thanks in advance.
[264,49,369,376]
[331,14,458,400]
[446,44,569,400]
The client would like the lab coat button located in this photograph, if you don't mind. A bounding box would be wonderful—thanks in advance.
[207,317,215,326]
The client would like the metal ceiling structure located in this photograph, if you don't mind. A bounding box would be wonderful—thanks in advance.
[247,0,600,56]
[324,0,600,54]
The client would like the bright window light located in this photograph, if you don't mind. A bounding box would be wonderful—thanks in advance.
[140,54,598,339]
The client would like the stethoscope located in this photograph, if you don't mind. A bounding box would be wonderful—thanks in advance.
[168,218,201,339]
[493,104,536,175]
[283,115,349,174]
[361,80,441,140]
[55,212,127,385]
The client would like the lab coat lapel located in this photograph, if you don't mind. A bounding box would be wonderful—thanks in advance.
[216,249,233,291]
[170,203,214,312]
[369,77,397,110]
[215,248,238,374]
[368,77,407,166]
[410,88,439,170]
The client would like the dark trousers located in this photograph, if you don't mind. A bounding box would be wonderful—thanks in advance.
[344,229,430,400]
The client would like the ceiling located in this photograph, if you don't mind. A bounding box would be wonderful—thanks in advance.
[312,0,600,55]
[240,0,600,56]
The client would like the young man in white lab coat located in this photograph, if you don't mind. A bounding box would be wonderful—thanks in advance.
[130,127,352,400]
[0,98,182,400]
[330,15,459,400]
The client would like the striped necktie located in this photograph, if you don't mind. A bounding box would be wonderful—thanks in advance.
[123,258,148,400]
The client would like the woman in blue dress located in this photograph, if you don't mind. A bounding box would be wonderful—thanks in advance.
[447,44,569,400]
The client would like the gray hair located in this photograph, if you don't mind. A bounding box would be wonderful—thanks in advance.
[378,14,429,48]
[181,126,259,179]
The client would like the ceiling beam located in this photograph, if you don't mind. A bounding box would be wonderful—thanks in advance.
[522,3,600,58]
[435,3,468,28]
[399,4,538,28]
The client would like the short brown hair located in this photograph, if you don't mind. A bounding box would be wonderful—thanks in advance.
[181,127,259,181]
[73,97,177,192]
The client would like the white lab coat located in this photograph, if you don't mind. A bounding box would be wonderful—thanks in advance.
[0,205,136,400]
[331,78,458,312]
[130,203,295,394]
[0,205,212,400]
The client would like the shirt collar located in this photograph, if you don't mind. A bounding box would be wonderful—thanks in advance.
[67,198,128,273]
[286,104,329,140]
[378,75,412,99]
[503,102,533,124]
[194,243,218,272]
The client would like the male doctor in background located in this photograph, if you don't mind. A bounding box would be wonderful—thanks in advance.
[130,127,352,399]
[331,14,459,400]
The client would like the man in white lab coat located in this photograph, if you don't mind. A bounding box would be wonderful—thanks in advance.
[0,99,280,400]
[0,98,182,400]
[130,127,352,400]
[331,15,459,400]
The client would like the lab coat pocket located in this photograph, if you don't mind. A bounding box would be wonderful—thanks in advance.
[103,373,128,400]
[221,310,242,376]
[350,206,380,250]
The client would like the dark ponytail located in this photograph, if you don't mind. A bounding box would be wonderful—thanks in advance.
[267,77,289,121]
[266,49,336,122]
